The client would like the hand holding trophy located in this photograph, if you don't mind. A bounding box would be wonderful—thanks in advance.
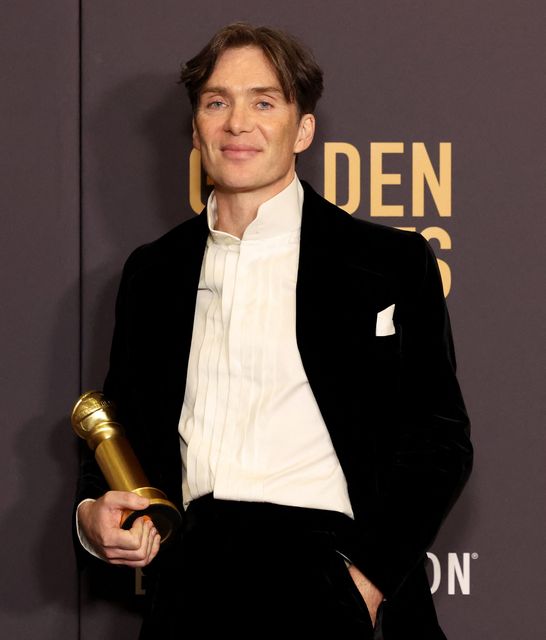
[71,390,182,546]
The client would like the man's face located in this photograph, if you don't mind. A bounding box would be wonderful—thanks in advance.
[192,46,315,201]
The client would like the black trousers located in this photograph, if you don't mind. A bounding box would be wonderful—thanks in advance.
[140,494,380,638]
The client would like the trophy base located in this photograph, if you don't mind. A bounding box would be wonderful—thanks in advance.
[121,489,183,545]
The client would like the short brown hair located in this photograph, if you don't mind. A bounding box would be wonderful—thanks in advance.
[179,22,324,115]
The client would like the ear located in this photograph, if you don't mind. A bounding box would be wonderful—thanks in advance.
[192,117,201,151]
[294,114,315,154]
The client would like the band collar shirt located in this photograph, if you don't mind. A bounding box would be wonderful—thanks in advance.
[178,176,354,518]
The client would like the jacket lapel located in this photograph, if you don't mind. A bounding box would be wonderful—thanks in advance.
[295,182,396,455]
[150,212,209,423]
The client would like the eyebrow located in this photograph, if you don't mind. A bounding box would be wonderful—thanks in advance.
[200,86,284,96]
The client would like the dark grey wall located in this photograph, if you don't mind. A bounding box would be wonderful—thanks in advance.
[0,1,80,639]
[1,1,544,639]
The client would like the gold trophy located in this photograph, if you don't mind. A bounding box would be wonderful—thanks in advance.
[71,390,182,544]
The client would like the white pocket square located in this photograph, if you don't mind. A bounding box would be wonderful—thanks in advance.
[375,303,396,336]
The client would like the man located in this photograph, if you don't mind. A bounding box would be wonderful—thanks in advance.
[75,23,472,639]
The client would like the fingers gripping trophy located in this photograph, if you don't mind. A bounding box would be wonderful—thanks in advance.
[71,390,182,545]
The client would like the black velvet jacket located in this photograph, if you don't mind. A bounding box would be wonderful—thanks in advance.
[75,181,472,637]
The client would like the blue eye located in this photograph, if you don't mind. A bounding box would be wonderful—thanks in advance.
[257,101,272,110]
[207,100,226,109]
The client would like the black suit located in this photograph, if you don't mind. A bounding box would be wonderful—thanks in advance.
[76,181,472,638]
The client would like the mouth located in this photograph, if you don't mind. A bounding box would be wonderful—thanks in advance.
[221,145,261,159]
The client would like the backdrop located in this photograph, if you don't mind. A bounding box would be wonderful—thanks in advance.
[1,1,544,638]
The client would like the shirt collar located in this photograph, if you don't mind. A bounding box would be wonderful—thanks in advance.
[205,175,304,244]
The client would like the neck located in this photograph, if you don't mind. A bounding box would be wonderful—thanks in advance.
[214,173,295,239]
[213,191,261,238]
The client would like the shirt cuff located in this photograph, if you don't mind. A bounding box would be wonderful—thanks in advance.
[76,499,104,560]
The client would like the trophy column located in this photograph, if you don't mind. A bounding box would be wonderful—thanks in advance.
[71,390,182,544]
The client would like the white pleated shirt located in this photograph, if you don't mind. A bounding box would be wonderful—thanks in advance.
[178,176,354,519]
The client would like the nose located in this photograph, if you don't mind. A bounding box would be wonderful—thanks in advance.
[224,101,253,135]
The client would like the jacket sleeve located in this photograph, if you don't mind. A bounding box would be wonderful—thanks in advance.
[72,247,143,565]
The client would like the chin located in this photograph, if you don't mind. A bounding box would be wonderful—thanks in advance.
[212,173,263,193]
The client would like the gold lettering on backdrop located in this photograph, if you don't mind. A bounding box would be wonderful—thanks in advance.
[323,143,361,214]
[422,226,452,297]
[189,149,214,213]
[189,149,205,213]
[412,143,451,217]
[370,142,404,217]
